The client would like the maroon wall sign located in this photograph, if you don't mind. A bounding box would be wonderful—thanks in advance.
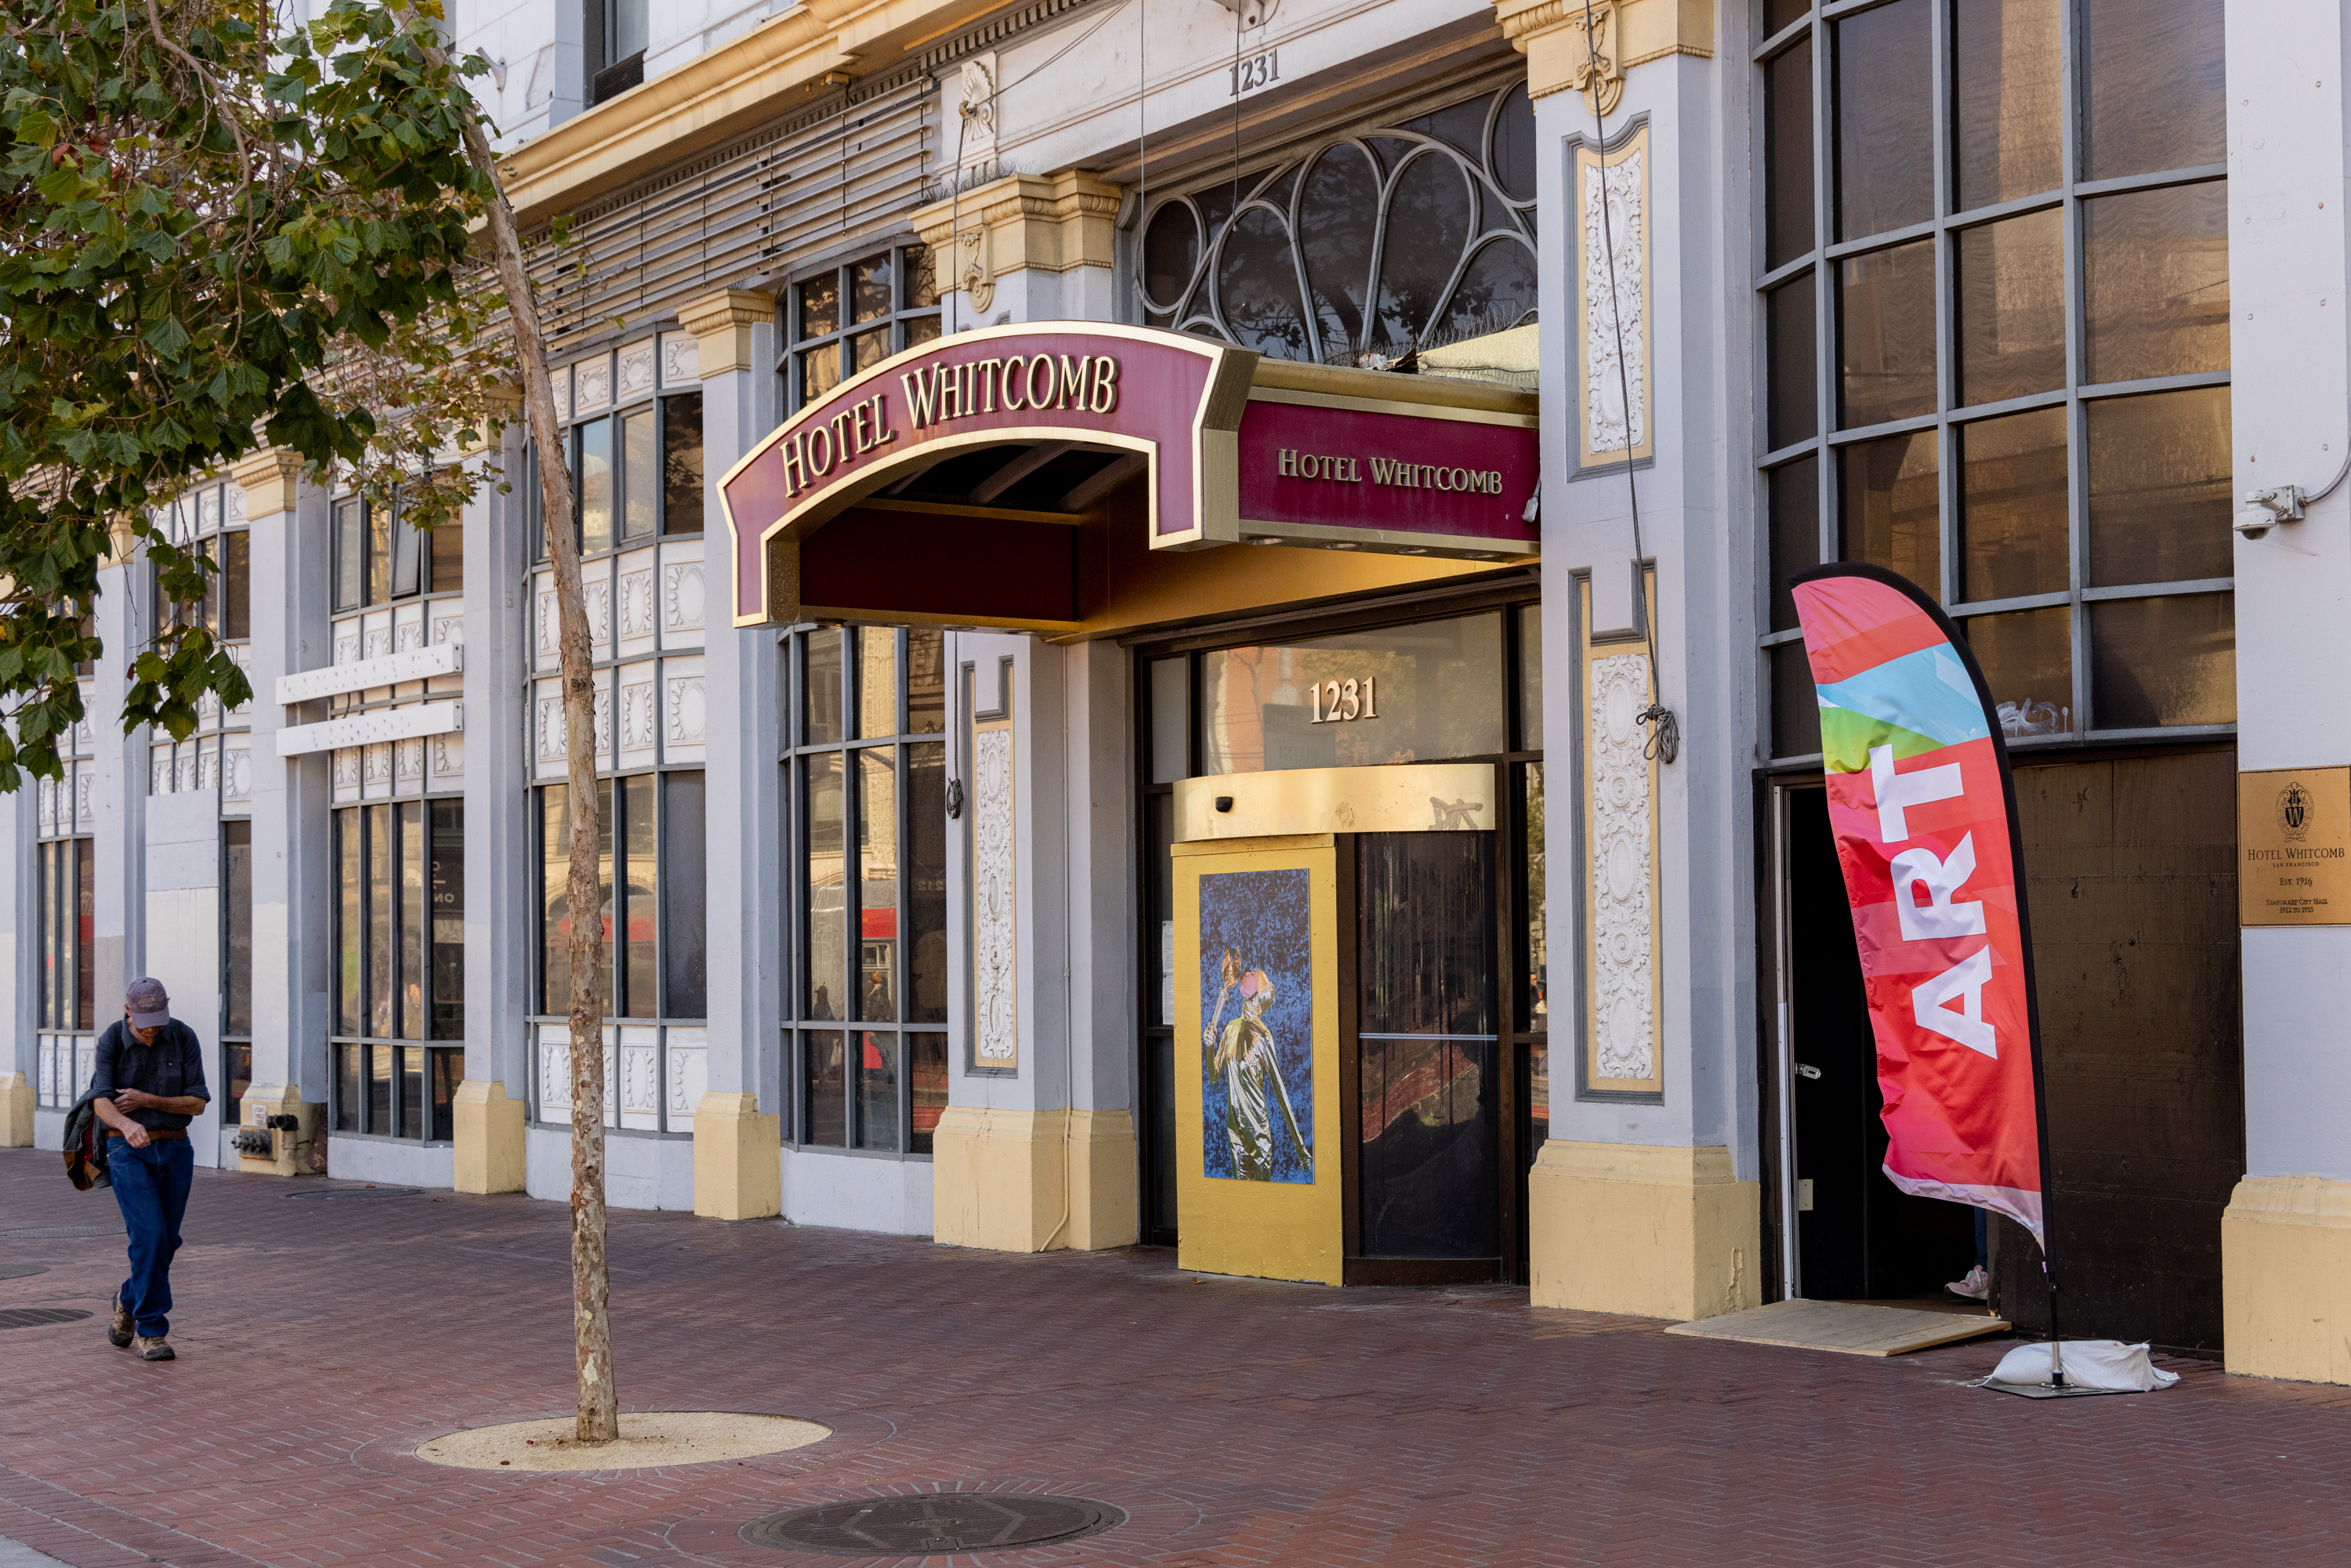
[1236,396,1538,550]
[719,323,1541,628]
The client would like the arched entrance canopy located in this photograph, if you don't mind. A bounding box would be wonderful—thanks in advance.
[720,323,1538,633]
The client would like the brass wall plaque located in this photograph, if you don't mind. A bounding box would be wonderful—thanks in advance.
[2239,766,2351,926]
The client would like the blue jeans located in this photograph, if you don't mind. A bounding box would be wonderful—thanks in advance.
[109,1138,194,1338]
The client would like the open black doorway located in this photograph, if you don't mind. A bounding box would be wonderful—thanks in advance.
[1784,787,1975,1302]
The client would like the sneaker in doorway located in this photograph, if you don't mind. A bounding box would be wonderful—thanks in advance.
[132,1334,175,1362]
[1947,1265,1990,1302]
[108,1291,133,1349]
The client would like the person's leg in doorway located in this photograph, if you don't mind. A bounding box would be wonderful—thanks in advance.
[1947,1208,1990,1301]
[109,1141,194,1351]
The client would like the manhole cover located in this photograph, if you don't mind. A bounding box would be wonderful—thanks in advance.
[0,1308,92,1331]
[0,1264,50,1280]
[0,1225,122,1239]
[741,1494,1125,1556]
[285,1186,421,1200]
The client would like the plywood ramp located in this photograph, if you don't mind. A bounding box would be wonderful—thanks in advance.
[1664,1298,2009,1357]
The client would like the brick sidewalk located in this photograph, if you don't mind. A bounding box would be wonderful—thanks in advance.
[2,1150,2346,1567]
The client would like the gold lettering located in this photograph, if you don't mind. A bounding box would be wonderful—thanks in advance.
[831,411,854,462]
[1002,356,1027,411]
[807,423,835,476]
[1279,447,1299,476]
[1091,355,1119,412]
[1058,353,1090,410]
[781,433,809,493]
[976,358,1004,414]
[1027,356,1058,410]
[902,367,939,427]
[872,393,897,444]
[850,401,872,454]
[940,364,966,421]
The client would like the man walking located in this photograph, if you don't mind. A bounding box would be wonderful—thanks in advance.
[90,978,209,1362]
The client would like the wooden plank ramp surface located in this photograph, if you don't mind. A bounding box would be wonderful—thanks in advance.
[1663,1298,2009,1357]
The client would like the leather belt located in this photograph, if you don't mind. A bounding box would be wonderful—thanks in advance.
[108,1128,187,1142]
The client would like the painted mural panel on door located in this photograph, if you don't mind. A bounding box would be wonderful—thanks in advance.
[1198,867,1316,1186]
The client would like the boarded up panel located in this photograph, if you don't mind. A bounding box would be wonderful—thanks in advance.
[1991,747,2243,1353]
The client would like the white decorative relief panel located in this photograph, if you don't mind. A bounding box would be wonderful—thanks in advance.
[972,726,1018,1068]
[574,353,611,415]
[362,741,393,798]
[75,772,92,825]
[37,776,56,835]
[1586,651,1659,1089]
[616,340,655,403]
[618,550,657,655]
[659,331,699,388]
[1576,129,1652,470]
[662,656,706,763]
[431,731,463,780]
[332,747,360,803]
[534,578,560,672]
[661,545,706,646]
[665,1027,708,1128]
[538,1026,571,1115]
[585,564,613,657]
[618,674,657,770]
[619,1027,660,1129]
[224,738,252,802]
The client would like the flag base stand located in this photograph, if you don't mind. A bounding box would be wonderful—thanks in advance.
[1976,1378,2129,1400]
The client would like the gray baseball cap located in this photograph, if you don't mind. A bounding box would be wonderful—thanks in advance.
[125,977,171,1029]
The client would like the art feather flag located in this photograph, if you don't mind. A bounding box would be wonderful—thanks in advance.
[1788,563,2049,1244]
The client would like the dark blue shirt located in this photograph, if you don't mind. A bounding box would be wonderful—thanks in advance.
[90,1019,209,1132]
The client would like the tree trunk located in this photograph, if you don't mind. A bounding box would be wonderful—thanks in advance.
[443,89,618,1447]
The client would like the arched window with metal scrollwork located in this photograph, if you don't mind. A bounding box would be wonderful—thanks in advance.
[1138,83,1539,364]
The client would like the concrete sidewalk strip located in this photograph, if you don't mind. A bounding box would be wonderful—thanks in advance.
[1662,1298,2011,1356]
[0,1537,71,1568]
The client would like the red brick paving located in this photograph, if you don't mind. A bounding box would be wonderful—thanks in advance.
[2,1147,2348,1567]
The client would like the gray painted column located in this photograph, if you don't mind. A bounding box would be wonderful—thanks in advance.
[240,455,335,1115]
[90,553,144,1017]
[467,450,534,1101]
[688,292,783,1107]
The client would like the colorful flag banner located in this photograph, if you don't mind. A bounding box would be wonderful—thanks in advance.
[1789,564,2049,1244]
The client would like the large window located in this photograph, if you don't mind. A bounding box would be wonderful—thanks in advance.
[1757,0,2232,757]
[1134,596,1546,1248]
[527,337,712,1135]
[781,626,949,1157]
[784,245,940,411]
[331,802,464,1139]
[34,610,96,1110]
[150,481,255,804]
[1138,82,1538,364]
[222,819,252,1127]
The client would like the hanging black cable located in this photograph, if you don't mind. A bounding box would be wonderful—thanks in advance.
[1578,2,1678,765]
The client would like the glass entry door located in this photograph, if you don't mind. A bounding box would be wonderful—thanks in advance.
[1352,831,1502,1278]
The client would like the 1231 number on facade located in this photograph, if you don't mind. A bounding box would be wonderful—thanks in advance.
[1230,50,1279,96]
[1308,677,1376,724]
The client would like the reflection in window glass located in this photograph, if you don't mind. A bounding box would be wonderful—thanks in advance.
[662,773,708,1019]
[2082,0,2226,182]
[368,802,393,1037]
[1838,241,1937,427]
[907,628,945,734]
[2092,593,2235,729]
[2085,183,2230,386]
[855,625,897,739]
[1965,607,2073,737]
[1516,604,1543,752]
[2087,386,2233,587]
[1960,407,2069,602]
[621,774,657,1016]
[578,418,614,555]
[1954,0,2062,211]
[1958,208,2066,407]
[805,753,845,1021]
[857,750,898,1023]
[369,1043,392,1135]
[1766,273,1817,451]
[1772,643,1824,757]
[661,392,705,534]
[224,820,252,1039]
[223,530,252,639]
[336,812,360,1037]
[907,745,947,1024]
[397,802,424,1040]
[1765,38,1814,270]
[430,800,464,1040]
[621,406,657,541]
[1834,0,1931,241]
[1150,657,1189,784]
[804,628,843,744]
[911,1035,947,1157]
[1767,456,1821,634]
[802,1031,846,1146]
[1841,431,1940,601]
[856,1032,900,1151]
[1197,614,1505,776]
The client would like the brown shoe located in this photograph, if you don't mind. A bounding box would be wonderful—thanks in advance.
[132,1334,175,1361]
[109,1292,134,1349]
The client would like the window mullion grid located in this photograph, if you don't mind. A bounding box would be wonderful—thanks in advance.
[2060,0,2090,738]
[1811,11,1835,581]
[1929,0,1956,610]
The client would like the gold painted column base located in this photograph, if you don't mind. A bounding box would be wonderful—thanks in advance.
[2223,1175,2351,1385]
[694,1092,782,1220]
[235,1085,326,1178]
[453,1081,527,1194]
[0,1072,32,1148]
[931,1106,1139,1253]
[1529,1140,1761,1320]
